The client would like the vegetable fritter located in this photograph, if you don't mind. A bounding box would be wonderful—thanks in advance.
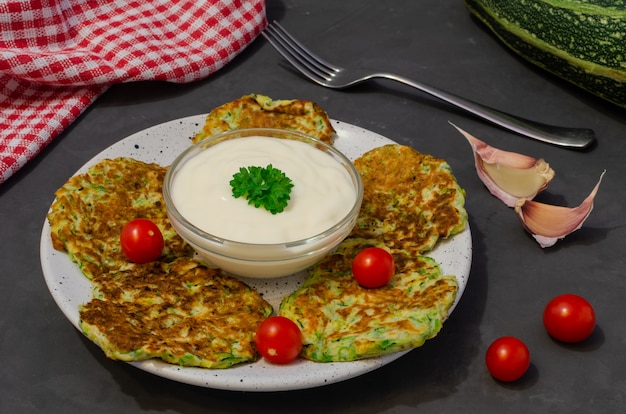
[279,145,467,362]
[193,94,336,145]
[280,238,457,362]
[80,257,273,368]
[47,157,192,279]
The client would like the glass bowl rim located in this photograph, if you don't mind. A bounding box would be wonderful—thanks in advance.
[163,127,364,249]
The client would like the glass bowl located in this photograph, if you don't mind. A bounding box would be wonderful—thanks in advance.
[163,128,363,278]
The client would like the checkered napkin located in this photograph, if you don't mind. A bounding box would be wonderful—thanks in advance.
[0,0,266,184]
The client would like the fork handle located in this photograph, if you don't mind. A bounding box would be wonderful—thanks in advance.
[377,73,596,149]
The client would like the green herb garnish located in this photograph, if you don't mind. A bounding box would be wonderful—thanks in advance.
[230,164,294,214]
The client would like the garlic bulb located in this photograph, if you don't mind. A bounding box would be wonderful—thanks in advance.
[452,123,555,207]
[514,171,606,248]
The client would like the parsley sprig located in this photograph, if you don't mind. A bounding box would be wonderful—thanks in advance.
[230,164,294,214]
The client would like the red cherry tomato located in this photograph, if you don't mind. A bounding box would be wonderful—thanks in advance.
[352,247,395,288]
[485,336,530,382]
[120,219,164,263]
[255,316,302,364]
[543,294,596,343]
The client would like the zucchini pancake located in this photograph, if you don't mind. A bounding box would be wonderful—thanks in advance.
[351,144,467,255]
[192,93,336,145]
[279,144,467,362]
[279,238,458,362]
[47,157,192,280]
[48,157,273,368]
[80,257,273,368]
[47,99,468,369]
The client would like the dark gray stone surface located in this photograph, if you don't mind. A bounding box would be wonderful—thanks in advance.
[2,1,625,412]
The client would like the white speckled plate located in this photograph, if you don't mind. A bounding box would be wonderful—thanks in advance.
[40,116,472,392]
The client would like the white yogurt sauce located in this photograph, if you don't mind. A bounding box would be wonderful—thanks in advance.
[171,136,357,244]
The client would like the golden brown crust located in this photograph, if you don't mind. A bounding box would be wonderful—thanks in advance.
[279,238,458,362]
[279,145,467,362]
[50,104,468,367]
[47,157,192,279]
[80,258,273,368]
[48,157,273,368]
[193,94,336,145]
[352,144,467,255]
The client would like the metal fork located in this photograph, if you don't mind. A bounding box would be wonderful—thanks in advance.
[261,21,596,149]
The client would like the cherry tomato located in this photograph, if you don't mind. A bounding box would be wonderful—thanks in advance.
[120,218,164,263]
[485,336,530,382]
[543,294,596,343]
[352,247,395,288]
[255,316,302,364]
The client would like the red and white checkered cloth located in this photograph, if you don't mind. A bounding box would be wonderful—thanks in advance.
[0,0,266,184]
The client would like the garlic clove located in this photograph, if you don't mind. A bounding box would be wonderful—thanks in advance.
[452,123,555,207]
[514,171,606,248]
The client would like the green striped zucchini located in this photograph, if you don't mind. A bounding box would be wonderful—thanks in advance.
[465,0,626,108]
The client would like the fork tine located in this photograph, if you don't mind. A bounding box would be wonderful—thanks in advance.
[262,22,338,82]
[262,28,327,84]
[263,23,333,78]
[269,22,339,74]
